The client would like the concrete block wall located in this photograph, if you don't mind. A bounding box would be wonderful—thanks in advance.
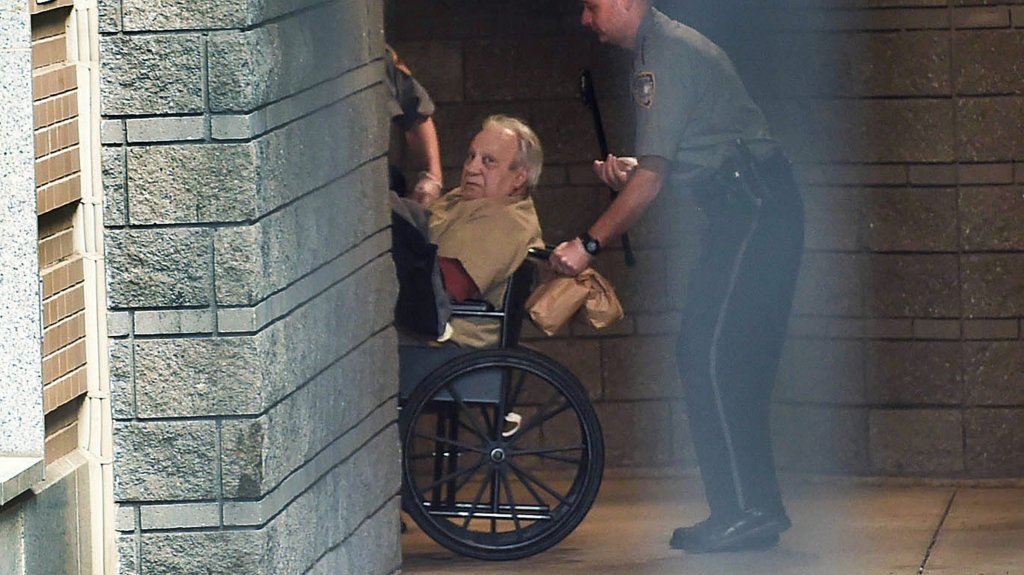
[742,1,1024,479]
[388,0,1024,479]
[99,1,401,573]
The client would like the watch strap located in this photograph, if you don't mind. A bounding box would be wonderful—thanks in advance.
[579,232,601,256]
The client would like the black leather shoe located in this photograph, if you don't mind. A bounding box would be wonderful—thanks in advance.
[671,518,781,552]
[676,508,791,554]
[669,516,719,549]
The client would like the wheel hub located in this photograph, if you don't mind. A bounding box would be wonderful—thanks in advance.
[489,447,507,463]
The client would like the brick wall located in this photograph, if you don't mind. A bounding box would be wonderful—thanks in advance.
[99,0,401,572]
[33,3,89,466]
[388,0,1024,479]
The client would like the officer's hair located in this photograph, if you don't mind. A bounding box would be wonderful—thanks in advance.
[483,114,544,190]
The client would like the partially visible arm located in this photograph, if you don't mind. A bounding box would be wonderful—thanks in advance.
[549,155,669,276]
[589,155,668,245]
[386,45,443,205]
[438,256,480,302]
[404,117,444,205]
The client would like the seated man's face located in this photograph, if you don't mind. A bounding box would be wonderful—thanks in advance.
[460,124,528,200]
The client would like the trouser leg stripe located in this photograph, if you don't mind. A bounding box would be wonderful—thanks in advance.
[707,203,762,512]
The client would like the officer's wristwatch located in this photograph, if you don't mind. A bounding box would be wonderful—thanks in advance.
[579,232,601,256]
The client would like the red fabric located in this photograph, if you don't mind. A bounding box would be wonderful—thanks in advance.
[438,256,479,301]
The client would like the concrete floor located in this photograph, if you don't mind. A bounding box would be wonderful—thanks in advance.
[401,472,1024,574]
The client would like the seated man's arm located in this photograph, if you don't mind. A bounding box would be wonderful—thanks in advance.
[438,256,479,302]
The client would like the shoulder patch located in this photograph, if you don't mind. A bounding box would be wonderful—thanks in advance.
[633,71,655,108]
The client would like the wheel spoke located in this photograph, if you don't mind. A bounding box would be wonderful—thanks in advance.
[507,460,569,506]
[514,445,585,455]
[450,455,488,496]
[497,467,523,534]
[415,459,485,497]
[490,461,501,530]
[445,384,492,442]
[411,431,486,454]
[480,404,496,438]
[508,462,549,511]
[454,417,489,444]
[514,445,585,466]
[509,397,572,445]
[460,468,494,530]
[532,452,583,465]
[490,478,498,534]
[504,369,528,410]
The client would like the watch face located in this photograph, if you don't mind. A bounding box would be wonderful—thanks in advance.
[585,239,599,254]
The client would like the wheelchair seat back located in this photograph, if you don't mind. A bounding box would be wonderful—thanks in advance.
[398,258,537,402]
[494,258,536,348]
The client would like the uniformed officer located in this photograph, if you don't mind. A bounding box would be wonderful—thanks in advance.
[385,45,444,205]
[551,0,805,553]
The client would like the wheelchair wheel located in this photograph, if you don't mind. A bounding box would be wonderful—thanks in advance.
[400,347,604,561]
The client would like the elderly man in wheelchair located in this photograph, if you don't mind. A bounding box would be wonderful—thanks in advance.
[395,113,545,348]
[391,115,604,561]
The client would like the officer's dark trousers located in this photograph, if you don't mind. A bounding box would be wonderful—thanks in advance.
[677,153,804,521]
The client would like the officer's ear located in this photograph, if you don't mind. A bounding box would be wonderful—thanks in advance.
[620,0,642,14]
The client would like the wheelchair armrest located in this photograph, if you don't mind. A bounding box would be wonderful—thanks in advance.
[528,246,553,261]
[450,299,494,313]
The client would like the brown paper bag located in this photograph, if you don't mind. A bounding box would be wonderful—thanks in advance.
[584,270,624,329]
[526,268,625,335]
[525,274,590,336]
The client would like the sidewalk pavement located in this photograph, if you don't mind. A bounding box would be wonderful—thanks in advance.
[401,472,1024,574]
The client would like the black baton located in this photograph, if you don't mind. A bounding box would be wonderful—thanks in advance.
[579,69,636,267]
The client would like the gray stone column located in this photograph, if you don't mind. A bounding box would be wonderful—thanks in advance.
[99,1,400,572]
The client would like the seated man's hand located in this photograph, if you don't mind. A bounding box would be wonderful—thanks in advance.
[592,154,637,192]
[550,238,592,277]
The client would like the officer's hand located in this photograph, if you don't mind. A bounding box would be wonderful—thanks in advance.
[593,154,637,191]
[412,174,442,206]
[550,238,592,276]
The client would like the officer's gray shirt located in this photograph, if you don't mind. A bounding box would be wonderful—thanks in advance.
[632,8,778,187]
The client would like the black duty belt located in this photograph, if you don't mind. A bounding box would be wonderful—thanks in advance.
[692,144,795,216]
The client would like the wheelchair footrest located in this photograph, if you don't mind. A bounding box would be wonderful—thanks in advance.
[422,501,553,521]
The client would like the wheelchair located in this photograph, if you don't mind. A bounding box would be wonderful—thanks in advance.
[398,249,605,560]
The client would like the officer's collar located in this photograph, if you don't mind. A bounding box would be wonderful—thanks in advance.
[636,6,657,65]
